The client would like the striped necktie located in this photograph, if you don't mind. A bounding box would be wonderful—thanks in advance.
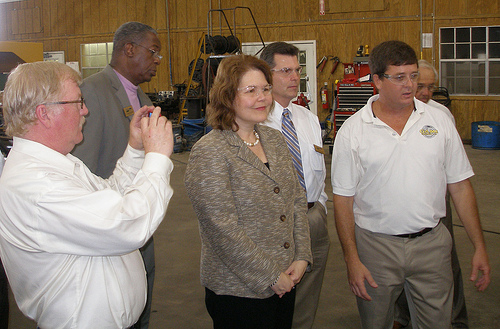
[282,108,306,191]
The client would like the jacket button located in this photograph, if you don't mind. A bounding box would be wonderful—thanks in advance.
[283,242,290,249]
[274,187,280,194]
[280,215,286,222]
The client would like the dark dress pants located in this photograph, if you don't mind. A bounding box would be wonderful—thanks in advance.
[205,287,296,329]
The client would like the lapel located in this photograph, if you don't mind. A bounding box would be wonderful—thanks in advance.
[138,88,152,107]
[104,65,135,121]
[220,127,279,185]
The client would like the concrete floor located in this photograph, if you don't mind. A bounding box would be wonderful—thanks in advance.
[7,144,500,328]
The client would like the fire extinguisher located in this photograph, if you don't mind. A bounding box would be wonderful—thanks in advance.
[320,82,329,110]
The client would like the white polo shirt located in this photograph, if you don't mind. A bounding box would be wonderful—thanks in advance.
[428,99,455,126]
[331,95,473,235]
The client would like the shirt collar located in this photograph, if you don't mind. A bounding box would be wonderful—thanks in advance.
[12,137,80,175]
[361,95,423,124]
[270,100,294,121]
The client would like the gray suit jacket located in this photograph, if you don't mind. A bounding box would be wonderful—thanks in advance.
[72,65,152,178]
[185,125,312,299]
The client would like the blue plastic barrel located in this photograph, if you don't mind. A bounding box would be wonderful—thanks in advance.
[471,121,500,150]
[182,118,205,150]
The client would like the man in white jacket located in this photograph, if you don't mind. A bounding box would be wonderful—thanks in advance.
[0,61,174,329]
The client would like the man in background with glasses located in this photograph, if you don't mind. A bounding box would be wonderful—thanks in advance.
[0,61,174,329]
[393,59,468,329]
[261,42,330,329]
[331,40,490,328]
[72,21,162,329]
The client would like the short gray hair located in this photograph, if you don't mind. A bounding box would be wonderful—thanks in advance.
[112,21,157,55]
[2,61,81,137]
[418,59,438,83]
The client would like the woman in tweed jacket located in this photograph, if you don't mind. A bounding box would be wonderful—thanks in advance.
[184,55,312,329]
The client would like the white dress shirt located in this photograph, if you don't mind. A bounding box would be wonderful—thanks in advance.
[0,137,174,329]
[263,101,328,209]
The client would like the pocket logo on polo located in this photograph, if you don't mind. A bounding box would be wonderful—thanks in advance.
[419,125,438,138]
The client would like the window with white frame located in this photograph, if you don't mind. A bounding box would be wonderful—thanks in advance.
[440,26,500,96]
[80,42,113,79]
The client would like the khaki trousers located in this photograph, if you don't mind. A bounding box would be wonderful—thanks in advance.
[355,222,453,329]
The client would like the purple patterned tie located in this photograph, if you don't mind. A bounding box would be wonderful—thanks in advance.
[282,108,306,191]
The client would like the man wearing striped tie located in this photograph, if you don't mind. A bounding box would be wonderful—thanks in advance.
[261,42,330,329]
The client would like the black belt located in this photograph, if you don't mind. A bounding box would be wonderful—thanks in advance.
[395,227,433,239]
[307,202,315,209]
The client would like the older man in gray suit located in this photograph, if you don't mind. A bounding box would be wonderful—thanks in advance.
[72,21,162,329]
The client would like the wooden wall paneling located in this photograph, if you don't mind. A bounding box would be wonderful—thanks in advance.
[155,0,167,31]
[57,0,66,37]
[451,100,469,138]
[291,0,307,23]
[306,0,320,20]
[24,2,34,36]
[125,0,137,23]
[386,0,414,17]
[262,26,277,43]
[39,0,48,38]
[185,0,197,29]
[402,21,422,55]
[342,0,355,14]
[135,0,146,24]
[370,0,384,11]
[438,0,467,16]
[99,0,109,33]
[89,0,100,34]
[41,39,49,53]
[72,0,84,36]
[67,37,76,62]
[176,0,187,30]
[106,0,118,33]
[115,1,127,31]
[290,23,307,42]
[81,0,91,35]
[232,0,245,30]
[250,1,265,31]
[66,0,76,36]
[18,2,27,36]
[196,1,208,31]
[278,26,294,42]
[169,32,180,84]
[10,6,19,37]
[47,0,56,37]
[163,0,172,31]
[482,100,500,121]
[33,0,44,38]
[142,0,157,26]
[0,4,6,40]
[17,8,26,36]
[157,33,167,88]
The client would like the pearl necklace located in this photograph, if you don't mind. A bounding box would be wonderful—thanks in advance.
[242,130,260,147]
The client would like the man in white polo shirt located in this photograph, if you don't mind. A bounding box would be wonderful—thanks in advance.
[331,40,490,328]
[393,59,469,329]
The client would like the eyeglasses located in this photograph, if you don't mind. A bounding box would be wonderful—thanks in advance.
[237,84,273,97]
[42,97,85,110]
[271,67,303,76]
[132,42,163,60]
[382,72,419,85]
[417,83,437,92]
